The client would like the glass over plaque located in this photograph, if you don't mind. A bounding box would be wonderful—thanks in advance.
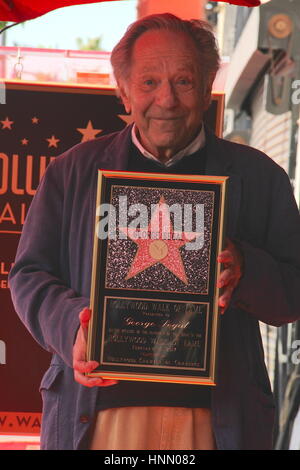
[87,170,228,385]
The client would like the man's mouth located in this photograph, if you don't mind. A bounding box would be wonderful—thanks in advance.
[151,117,182,120]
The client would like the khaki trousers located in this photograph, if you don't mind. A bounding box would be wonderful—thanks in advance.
[90,407,216,450]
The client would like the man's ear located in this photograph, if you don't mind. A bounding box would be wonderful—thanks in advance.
[118,82,131,114]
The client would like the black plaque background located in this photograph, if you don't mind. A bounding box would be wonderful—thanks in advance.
[102,297,209,373]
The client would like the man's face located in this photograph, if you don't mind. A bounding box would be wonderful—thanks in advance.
[119,29,212,161]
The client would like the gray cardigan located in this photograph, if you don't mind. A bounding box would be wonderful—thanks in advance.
[9,125,300,450]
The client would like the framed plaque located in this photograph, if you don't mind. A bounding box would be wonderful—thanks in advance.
[87,170,228,385]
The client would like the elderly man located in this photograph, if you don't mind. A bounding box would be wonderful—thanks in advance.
[9,13,300,451]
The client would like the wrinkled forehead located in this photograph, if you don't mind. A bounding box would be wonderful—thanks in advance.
[132,29,199,64]
[130,29,202,76]
[133,61,198,76]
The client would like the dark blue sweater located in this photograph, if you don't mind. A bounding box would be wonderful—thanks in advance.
[96,142,212,411]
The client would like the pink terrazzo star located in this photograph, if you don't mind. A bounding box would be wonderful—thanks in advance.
[120,197,198,285]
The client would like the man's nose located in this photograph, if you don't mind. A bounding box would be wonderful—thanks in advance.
[155,81,178,108]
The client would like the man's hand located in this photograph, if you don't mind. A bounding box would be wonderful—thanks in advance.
[73,307,118,387]
[217,239,243,314]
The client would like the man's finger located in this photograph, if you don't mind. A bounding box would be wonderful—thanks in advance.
[217,250,234,264]
[74,370,118,388]
[219,285,235,309]
[217,268,236,288]
[73,359,99,374]
[79,307,91,328]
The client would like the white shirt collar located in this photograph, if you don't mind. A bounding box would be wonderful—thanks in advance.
[131,124,206,168]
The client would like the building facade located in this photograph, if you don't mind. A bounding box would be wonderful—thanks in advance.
[216,0,300,448]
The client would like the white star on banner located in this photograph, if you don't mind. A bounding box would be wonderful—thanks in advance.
[76,120,102,142]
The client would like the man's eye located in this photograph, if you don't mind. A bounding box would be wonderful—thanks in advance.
[141,79,156,89]
[175,78,194,90]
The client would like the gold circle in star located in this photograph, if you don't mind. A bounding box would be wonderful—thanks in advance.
[149,240,168,261]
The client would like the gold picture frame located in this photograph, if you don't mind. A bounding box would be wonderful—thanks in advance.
[87,170,228,386]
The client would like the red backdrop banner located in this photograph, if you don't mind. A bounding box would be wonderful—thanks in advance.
[0,80,224,434]
[0,0,114,22]
[0,0,261,23]
[218,0,260,6]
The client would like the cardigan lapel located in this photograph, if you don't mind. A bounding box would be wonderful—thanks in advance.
[205,127,242,239]
[102,124,133,170]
